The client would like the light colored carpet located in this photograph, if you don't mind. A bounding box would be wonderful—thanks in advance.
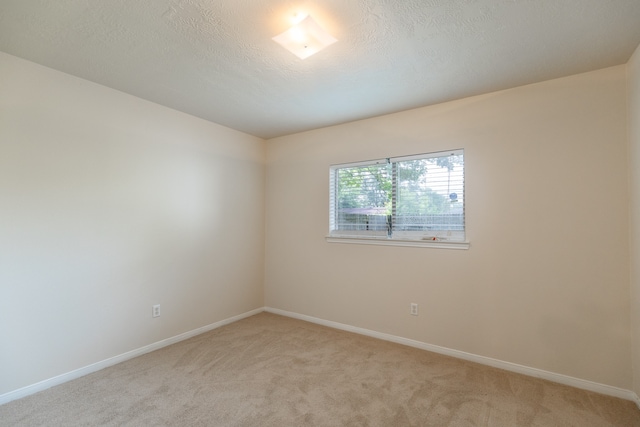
[1,312,639,426]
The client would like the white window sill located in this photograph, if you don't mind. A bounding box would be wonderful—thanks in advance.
[325,236,469,250]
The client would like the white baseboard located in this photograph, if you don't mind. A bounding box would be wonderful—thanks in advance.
[265,307,639,404]
[0,308,264,406]
[3,306,638,409]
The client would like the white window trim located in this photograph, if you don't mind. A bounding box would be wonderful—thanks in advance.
[329,149,468,249]
[325,235,469,250]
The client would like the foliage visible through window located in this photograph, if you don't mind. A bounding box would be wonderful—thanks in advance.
[329,150,464,242]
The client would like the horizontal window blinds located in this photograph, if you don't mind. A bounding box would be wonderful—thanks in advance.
[330,150,464,241]
[331,161,391,237]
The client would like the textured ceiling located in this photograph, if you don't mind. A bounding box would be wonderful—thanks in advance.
[1,0,640,139]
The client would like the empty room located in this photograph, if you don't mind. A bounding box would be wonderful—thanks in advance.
[2,0,640,425]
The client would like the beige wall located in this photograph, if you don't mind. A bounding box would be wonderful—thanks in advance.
[1,47,637,398]
[265,66,632,388]
[629,43,640,396]
[0,52,265,395]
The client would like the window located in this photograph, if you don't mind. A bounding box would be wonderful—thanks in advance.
[329,149,466,247]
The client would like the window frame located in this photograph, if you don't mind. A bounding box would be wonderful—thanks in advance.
[327,149,468,250]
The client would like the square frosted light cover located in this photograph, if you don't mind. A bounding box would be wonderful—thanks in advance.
[272,15,337,59]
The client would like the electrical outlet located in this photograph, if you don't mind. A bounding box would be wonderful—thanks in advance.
[152,304,161,318]
[410,303,418,316]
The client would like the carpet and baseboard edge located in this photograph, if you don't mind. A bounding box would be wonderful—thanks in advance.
[263,307,640,408]
[1,306,639,410]
[0,308,263,406]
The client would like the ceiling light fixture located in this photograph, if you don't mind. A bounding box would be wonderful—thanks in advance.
[272,15,337,60]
